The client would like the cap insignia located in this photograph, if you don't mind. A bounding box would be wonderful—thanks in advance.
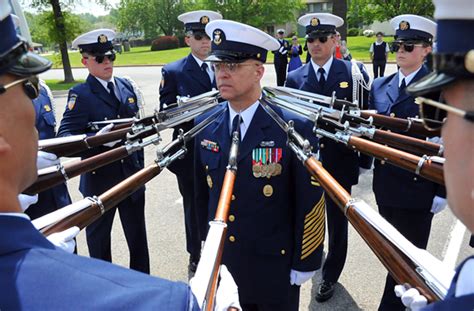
[465,50,474,74]
[213,29,223,45]
[98,34,108,44]
[311,17,320,27]
[200,16,209,25]
[399,21,410,31]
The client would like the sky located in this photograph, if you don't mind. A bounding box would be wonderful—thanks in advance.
[21,0,121,16]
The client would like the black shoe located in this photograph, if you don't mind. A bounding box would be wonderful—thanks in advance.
[315,281,335,302]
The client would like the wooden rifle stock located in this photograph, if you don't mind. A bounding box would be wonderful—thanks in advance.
[348,135,444,185]
[304,156,440,302]
[360,111,440,138]
[41,162,163,236]
[205,169,237,311]
[370,129,442,157]
[24,146,130,195]
[41,127,131,158]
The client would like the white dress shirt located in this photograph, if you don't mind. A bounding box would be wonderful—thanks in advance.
[228,100,259,140]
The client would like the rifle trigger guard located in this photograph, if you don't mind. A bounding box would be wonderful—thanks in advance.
[416,155,429,175]
[91,195,106,215]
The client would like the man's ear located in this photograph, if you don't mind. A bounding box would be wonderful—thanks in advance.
[0,135,12,154]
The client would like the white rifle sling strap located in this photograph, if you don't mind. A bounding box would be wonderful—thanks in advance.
[122,76,146,118]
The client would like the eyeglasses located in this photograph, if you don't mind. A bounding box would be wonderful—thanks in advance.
[415,96,474,130]
[84,53,116,64]
[193,33,210,41]
[211,62,260,73]
[0,76,39,100]
[307,36,330,44]
[391,41,425,53]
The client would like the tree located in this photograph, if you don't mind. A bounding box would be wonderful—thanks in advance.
[30,0,108,83]
[332,0,348,40]
[191,0,304,31]
[348,0,434,27]
[117,0,187,38]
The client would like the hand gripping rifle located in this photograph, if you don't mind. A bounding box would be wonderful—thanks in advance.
[262,94,444,185]
[258,98,454,303]
[192,116,242,311]
[33,107,226,235]
[265,86,442,138]
[25,98,221,195]
[39,90,220,158]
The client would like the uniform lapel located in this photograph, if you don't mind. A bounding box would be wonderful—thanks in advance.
[88,75,119,110]
[211,105,231,160]
[185,54,212,90]
[237,105,271,163]
[324,59,346,95]
[386,73,399,105]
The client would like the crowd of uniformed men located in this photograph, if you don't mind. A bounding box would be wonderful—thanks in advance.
[0,0,473,309]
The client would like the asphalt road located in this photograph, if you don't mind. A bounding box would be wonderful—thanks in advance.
[40,63,473,310]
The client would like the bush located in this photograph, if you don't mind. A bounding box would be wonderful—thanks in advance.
[129,38,153,47]
[347,28,359,37]
[363,29,375,37]
[151,36,180,51]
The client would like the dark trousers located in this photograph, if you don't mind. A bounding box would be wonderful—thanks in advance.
[176,173,201,261]
[322,181,352,283]
[274,61,288,86]
[377,205,434,311]
[241,285,300,311]
[373,60,387,78]
[86,195,150,274]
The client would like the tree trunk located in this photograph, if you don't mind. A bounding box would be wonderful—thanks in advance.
[332,0,348,41]
[50,0,74,83]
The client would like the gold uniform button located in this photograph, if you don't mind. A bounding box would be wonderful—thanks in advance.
[281,249,286,255]
[263,184,273,197]
[390,112,396,117]
[229,235,236,242]
[229,215,235,222]
[231,194,236,201]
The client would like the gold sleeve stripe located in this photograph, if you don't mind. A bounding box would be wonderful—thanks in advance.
[302,221,324,245]
[301,195,325,260]
[304,195,325,221]
[303,204,325,232]
[301,230,324,260]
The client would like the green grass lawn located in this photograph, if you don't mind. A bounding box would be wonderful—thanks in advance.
[44,79,85,91]
[43,36,395,70]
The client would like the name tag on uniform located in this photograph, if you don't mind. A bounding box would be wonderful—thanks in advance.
[252,147,283,178]
[201,139,219,152]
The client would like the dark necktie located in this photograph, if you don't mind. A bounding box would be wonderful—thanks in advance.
[202,63,212,84]
[231,115,242,140]
[107,81,120,105]
[399,78,406,92]
[318,67,326,89]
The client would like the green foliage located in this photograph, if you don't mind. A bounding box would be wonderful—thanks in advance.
[348,0,434,27]
[117,0,189,38]
[190,0,304,30]
[347,28,360,37]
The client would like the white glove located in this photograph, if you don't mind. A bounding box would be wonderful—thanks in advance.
[37,150,59,170]
[427,136,443,144]
[215,265,242,311]
[96,123,121,148]
[46,226,80,254]
[431,196,448,214]
[394,285,428,311]
[289,269,316,286]
[359,168,371,175]
[18,194,38,212]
